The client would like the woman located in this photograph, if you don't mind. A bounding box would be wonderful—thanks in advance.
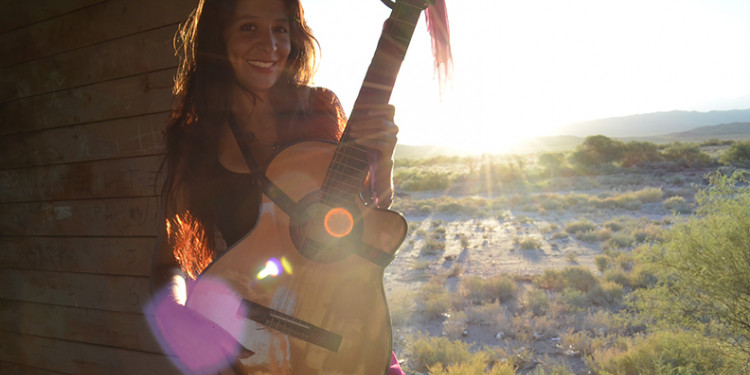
[147,0,402,373]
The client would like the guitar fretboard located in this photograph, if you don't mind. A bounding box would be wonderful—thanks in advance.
[320,0,425,206]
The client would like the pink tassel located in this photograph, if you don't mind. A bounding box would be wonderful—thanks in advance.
[425,0,453,97]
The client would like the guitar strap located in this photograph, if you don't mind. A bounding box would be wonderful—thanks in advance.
[226,114,302,219]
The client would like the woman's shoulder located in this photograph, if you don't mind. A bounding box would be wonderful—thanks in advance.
[293,86,346,141]
[303,86,343,110]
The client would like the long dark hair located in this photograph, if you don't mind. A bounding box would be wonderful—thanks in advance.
[159,0,337,278]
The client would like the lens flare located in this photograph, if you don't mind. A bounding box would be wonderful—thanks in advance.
[256,258,282,279]
[280,257,293,275]
[324,207,353,238]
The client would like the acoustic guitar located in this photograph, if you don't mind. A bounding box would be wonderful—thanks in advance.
[186,1,430,373]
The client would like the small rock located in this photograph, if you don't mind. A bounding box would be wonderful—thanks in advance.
[444,255,456,261]
[462,330,469,337]
[496,331,504,339]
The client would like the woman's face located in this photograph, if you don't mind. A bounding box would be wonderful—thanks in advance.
[223,0,291,93]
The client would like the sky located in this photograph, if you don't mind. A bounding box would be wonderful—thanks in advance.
[304,0,750,152]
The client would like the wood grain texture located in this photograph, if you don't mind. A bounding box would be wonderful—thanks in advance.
[0,24,177,102]
[0,0,192,68]
[0,0,106,34]
[0,155,161,203]
[0,112,166,169]
[0,236,153,276]
[0,331,179,375]
[0,300,162,353]
[0,197,158,237]
[0,270,149,313]
[0,69,173,136]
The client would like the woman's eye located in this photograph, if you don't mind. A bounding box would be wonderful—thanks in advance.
[275,25,289,34]
[240,23,255,32]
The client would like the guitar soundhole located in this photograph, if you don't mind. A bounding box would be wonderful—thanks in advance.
[289,192,363,263]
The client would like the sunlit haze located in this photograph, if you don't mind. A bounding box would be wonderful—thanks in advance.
[305,0,750,152]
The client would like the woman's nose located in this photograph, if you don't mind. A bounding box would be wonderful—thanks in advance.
[258,29,278,53]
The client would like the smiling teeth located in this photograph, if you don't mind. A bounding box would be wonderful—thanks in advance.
[247,60,274,68]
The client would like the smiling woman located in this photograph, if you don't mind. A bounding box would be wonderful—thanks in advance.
[223,0,292,93]
[147,0,407,373]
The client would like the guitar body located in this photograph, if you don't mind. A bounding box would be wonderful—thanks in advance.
[186,140,407,374]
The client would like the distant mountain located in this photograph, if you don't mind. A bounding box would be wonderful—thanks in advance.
[557,109,750,137]
[395,112,750,159]
[624,122,750,143]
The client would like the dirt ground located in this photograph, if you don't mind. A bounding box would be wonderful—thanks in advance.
[382,167,711,374]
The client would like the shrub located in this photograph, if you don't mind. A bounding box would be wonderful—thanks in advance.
[635,172,750,355]
[594,255,610,272]
[587,280,624,307]
[398,169,454,191]
[662,195,690,214]
[562,266,599,292]
[604,232,635,249]
[524,288,551,316]
[420,279,452,318]
[621,140,663,167]
[570,135,625,170]
[662,142,712,168]
[515,236,542,250]
[461,274,518,304]
[588,330,745,374]
[407,335,474,373]
[429,352,516,375]
[560,287,589,312]
[719,139,750,167]
[564,220,597,235]
[534,269,566,291]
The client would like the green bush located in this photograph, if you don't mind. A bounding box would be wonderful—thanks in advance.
[399,169,453,191]
[621,140,663,168]
[662,195,691,214]
[407,335,474,373]
[661,142,713,168]
[634,172,750,355]
[564,220,597,235]
[461,274,518,304]
[429,352,515,375]
[719,139,750,167]
[570,135,625,170]
[588,330,745,374]
[561,266,599,292]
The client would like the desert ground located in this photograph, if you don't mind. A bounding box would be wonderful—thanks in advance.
[381,154,718,374]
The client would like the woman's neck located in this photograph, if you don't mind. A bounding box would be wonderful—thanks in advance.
[231,85,278,143]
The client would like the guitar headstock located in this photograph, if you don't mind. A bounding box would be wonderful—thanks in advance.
[380,0,431,11]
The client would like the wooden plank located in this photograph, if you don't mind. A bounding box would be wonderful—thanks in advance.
[0,197,158,237]
[0,112,166,169]
[0,69,173,136]
[0,0,193,68]
[0,301,162,353]
[0,270,149,313]
[0,332,179,375]
[0,155,161,203]
[1,24,177,102]
[0,237,154,276]
[0,0,106,35]
[0,361,62,375]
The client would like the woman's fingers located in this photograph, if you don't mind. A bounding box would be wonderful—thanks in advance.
[349,105,399,155]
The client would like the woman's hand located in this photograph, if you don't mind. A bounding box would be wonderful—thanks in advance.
[348,105,399,208]
[349,105,399,159]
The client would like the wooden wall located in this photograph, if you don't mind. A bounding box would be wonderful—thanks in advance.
[0,1,194,373]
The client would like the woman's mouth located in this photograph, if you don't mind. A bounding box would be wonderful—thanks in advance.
[246,59,276,70]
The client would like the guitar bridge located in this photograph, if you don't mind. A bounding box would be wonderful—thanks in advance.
[238,299,343,353]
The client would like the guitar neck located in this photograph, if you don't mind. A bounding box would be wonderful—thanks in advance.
[321,0,426,205]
